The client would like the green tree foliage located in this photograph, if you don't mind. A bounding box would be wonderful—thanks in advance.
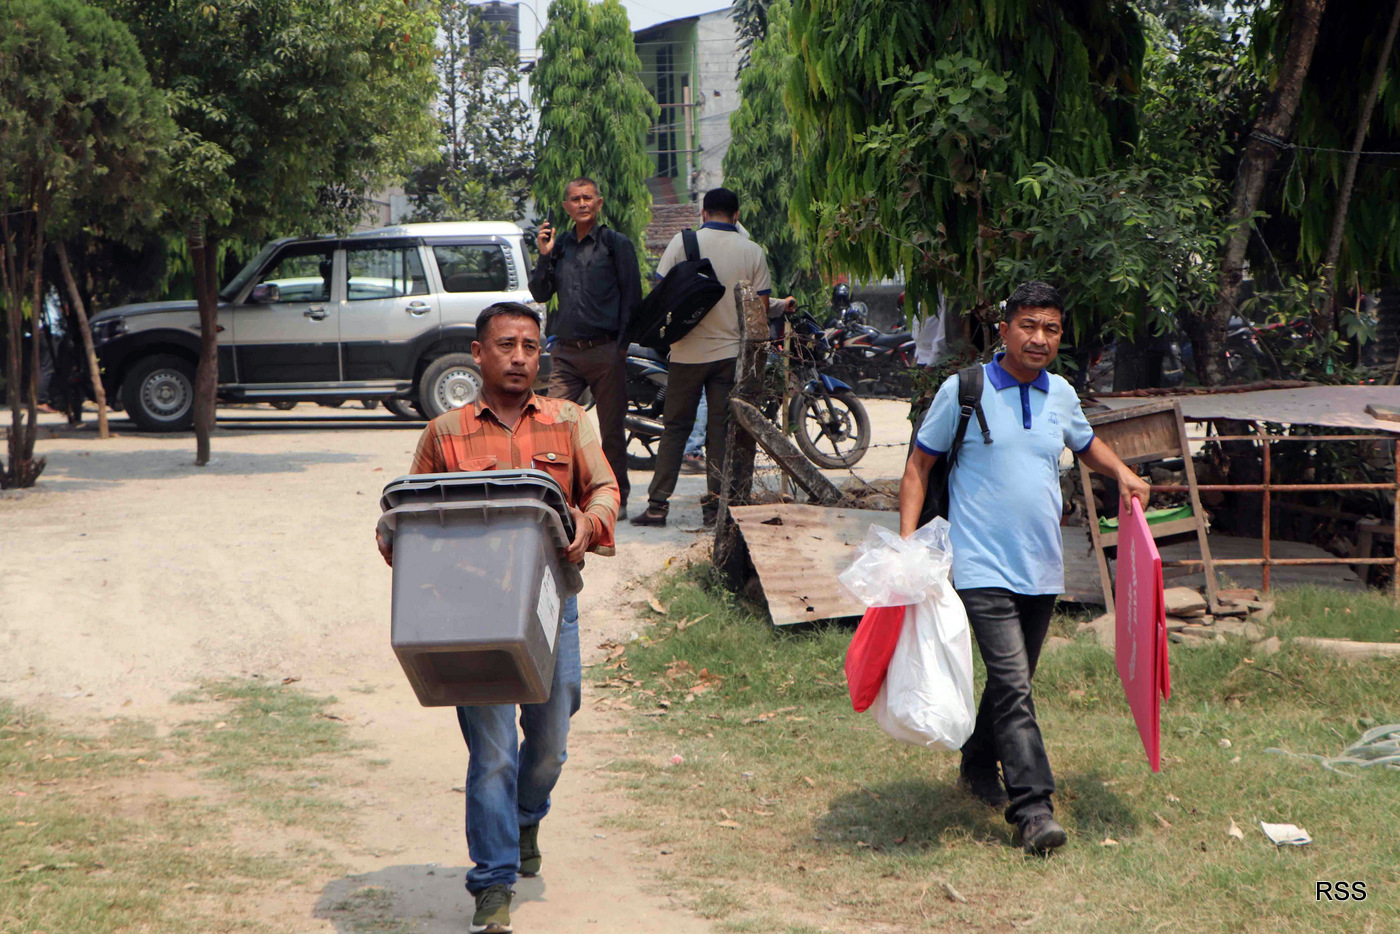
[981,6,1255,382]
[0,0,171,486]
[407,1,534,221]
[531,0,658,250]
[732,0,774,73]
[1257,1,1400,297]
[723,1,812,298]
[106,0,438,243]
[786,0,1145,312]
[102,0,438,463]
[989,159,1225,383]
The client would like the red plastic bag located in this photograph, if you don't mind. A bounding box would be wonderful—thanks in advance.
[845,604,908,712]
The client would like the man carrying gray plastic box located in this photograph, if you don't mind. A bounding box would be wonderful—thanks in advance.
[376,301,619,933]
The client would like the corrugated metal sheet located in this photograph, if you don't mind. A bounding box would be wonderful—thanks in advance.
[1090,385,1400,433]
[730,504,896,626]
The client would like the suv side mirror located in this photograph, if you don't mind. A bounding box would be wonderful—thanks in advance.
[250,282,280,303]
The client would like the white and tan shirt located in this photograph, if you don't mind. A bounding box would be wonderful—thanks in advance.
[654,222,772,365]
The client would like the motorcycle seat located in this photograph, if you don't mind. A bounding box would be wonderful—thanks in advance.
[628,343,667,363]
[870,331,911,348]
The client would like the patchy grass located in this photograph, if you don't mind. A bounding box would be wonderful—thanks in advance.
[599,569,1400,933]
[169,678,365,833]
[2,679,368,933]
[1272,585,1400,643]
[0,701,282,933]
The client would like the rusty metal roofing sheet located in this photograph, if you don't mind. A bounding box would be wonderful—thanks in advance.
[730,504,896,626]
[1089,385,1400,433]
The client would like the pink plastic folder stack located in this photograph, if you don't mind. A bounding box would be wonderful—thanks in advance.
[1114,500,1171,772]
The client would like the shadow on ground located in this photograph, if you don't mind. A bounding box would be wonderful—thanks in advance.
[314,865,550,933]
[30,448,367,492]
[816,772,1138,852]
[815,779,1007,851]
[1057,770,1140,840]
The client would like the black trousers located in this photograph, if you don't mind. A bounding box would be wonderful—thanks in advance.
[547,342,629,508]
[956,587,1059,825]
[646,358,736,512]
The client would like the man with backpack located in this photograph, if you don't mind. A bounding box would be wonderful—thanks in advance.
[631,188,773,528]
[530,177,642,518]
[897,281,1149,855]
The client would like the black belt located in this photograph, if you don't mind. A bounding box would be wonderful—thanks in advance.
[556,333,618,350]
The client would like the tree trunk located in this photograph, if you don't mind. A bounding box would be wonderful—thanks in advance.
[25,219,44,475]
[713,280,768,587]
[1319,0,1400,325]
[55,241,109,439]
[188,225,219,466]
[1,213,23,487]
[1199,0,1327,386]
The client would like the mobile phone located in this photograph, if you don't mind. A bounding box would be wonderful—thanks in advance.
[545,208,555,228]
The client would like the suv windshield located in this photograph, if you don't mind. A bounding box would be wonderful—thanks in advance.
[220,240,286,302]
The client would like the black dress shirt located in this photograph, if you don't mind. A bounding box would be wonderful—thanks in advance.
[528,224,642,343]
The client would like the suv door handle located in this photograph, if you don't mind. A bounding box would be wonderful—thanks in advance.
[405,301,431,316]
[304,306,328,320]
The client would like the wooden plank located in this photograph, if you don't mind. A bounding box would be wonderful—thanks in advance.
[1293,637,1400,662]
[730,398,845,506]
[1097,516,1201,549]
[1365,403,1400,423]
[1089,407,1183,462]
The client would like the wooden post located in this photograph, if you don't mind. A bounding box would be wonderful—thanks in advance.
[713,280,767,586]
[729,398,844,506]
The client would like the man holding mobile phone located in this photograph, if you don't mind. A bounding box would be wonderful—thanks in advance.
[528,177,642,518]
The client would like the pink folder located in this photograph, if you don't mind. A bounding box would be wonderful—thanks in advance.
[1114,499,1170,772]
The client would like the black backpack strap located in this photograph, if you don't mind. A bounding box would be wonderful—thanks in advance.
[682,228,700,262]
[947,364,990,467]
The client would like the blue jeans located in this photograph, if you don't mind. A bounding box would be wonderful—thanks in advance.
[685,395,707,456]
[456,594,581,892]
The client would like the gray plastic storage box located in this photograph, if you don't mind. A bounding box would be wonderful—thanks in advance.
[378,471,584,707]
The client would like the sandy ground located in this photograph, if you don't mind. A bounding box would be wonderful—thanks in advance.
[0,399,913,933]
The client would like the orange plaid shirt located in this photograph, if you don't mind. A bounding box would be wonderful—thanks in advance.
[408,393,619,557]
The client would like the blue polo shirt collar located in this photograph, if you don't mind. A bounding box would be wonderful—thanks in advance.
[699,221,738,232]
[989,352,1050,392]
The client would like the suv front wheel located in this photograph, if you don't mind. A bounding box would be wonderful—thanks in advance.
[123,354,196,432]
[420,353,483,419]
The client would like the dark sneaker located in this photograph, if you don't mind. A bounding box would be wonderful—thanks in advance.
[682,453,707,474]
[630,505,668,526]
[958,769,1008,809]
[470,884,514,933]
[1014,815,1067,855]
[519,823,541,877]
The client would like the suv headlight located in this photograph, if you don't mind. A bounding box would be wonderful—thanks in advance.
[91,317,127,345]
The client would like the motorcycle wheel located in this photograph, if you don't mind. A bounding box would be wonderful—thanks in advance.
[788,388,870,469]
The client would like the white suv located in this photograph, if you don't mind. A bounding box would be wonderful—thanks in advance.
[89,222,545,431]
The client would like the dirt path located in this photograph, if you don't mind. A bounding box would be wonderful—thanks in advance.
[1,401,913,931]
[0,409,720,933]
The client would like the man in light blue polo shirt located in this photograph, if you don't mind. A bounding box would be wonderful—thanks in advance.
[898,281,1149,855]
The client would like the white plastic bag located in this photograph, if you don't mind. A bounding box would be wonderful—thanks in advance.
[839,519,975,750]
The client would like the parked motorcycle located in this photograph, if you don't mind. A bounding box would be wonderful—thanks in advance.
[785,306,872,468]
[621,344,667,470]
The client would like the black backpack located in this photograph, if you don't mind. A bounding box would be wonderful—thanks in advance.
[908,364,991,527]
[628,229,726,352]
